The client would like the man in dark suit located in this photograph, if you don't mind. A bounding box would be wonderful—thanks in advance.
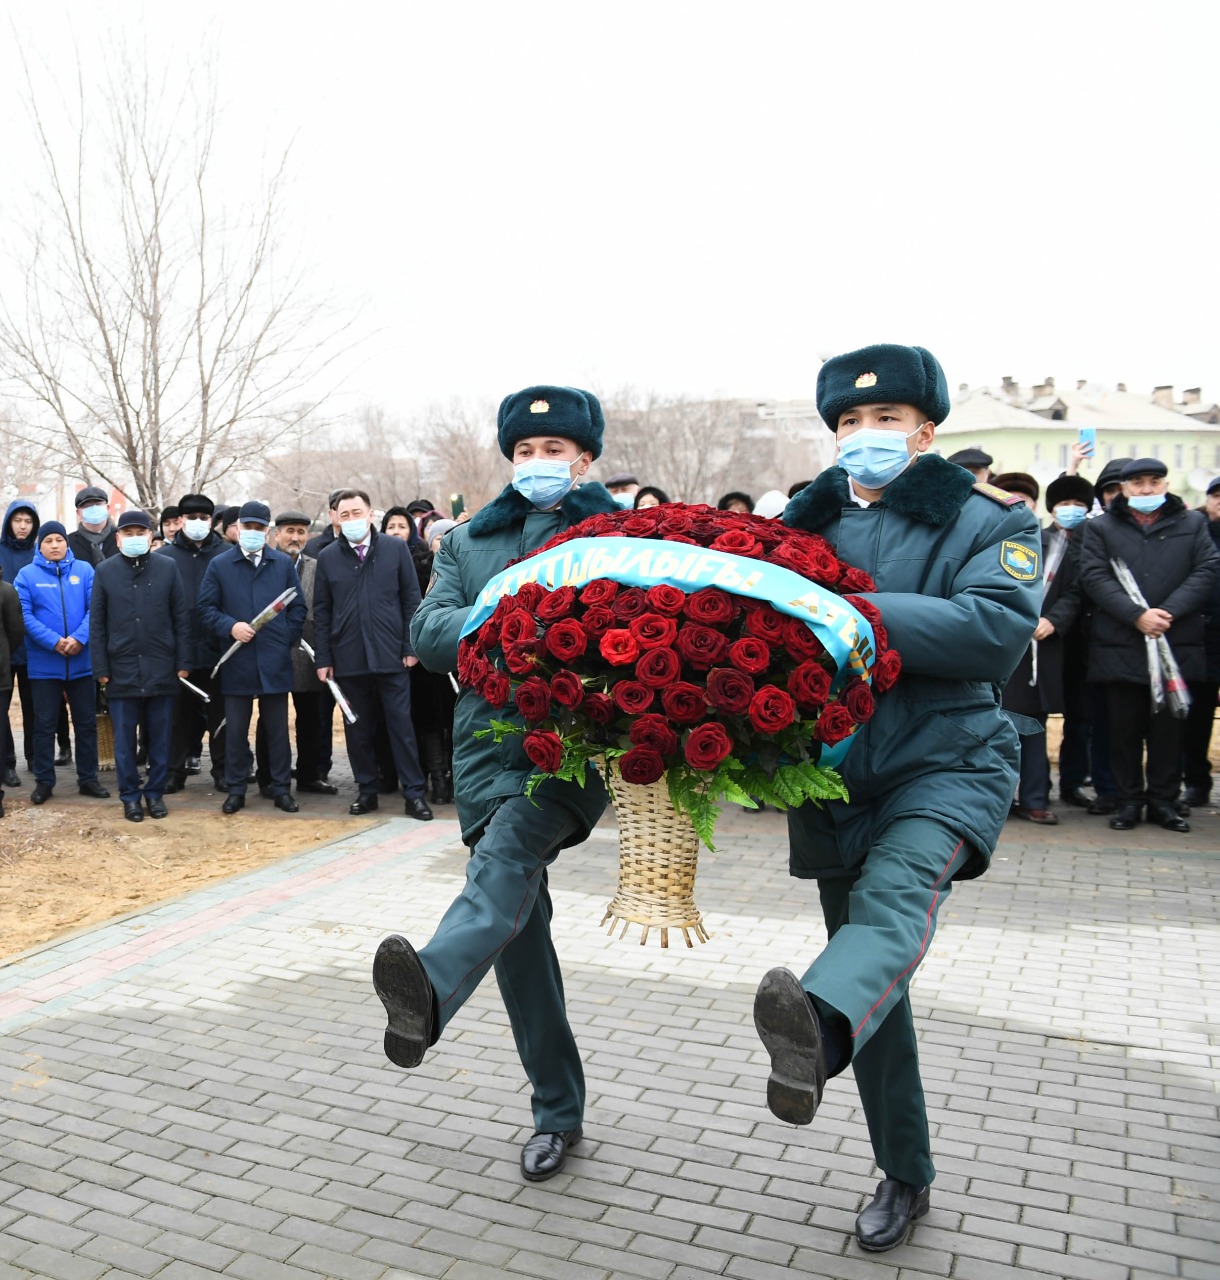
[312,487,431,820]
[198,501,306,814]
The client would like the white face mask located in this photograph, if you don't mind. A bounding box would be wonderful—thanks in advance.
[183,518,212,541]
[119,535,150,558]
[836,426,923,490]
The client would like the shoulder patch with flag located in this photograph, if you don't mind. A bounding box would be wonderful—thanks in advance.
[1000,540,1038,580]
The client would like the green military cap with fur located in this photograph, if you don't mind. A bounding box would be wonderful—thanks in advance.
[817,343,951,430]
[497,385,604,460]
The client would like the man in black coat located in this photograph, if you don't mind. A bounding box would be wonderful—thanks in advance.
[158,493,232,792]
[312,487,432,820]
[67,485,119,567]
[1079,458,1219,832]
[198,501,306,814]
[91,511,191,822]
[1182,476,1220,806]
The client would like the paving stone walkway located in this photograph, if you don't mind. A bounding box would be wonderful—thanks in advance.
[1,802,1218,1279]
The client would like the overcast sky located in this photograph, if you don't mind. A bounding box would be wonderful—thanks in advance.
[3,1,1217,422]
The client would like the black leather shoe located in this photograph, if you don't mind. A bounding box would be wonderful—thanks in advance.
[123,800,144,823]
[405,797,434,822]
[349,794,379,815]
[145,797,168,819]
[1088,795,1118,816]
[79,781,111,799]
[753,967,826,1125]
[372,934,434,1068]
[1183,786,1211,808]
[165,775,187,794]
[274,793,299,813]
[222,793,246,814]
[185,755,202,775]
[55,746,72,766]
[31,783,52,805]
[1109,803,1141,831]
[1147,802,1190,833]
[301,779,338,795]
[3,768,19,788]
[856,1179,930,1252]
[1060,786,1090,807]
[520,1128,583,1183]
[258,785,275,799]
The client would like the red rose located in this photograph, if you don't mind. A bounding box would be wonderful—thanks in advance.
[636,646,681,688]
[629,612,679,649]
[839,565,876,593]
[619,745,666,786]
[475,617,501,653]
[456,640,482,684]
[599,629,640,666]
[665,534,697,544]
[611,587,648,621]
[788,661,832,710]
[523,729,563,773]
[613,680,655,715]
[645,584,686,616]
[550,670,585,708]
[748,685,796,734]
[504,640,542,674]
[514,582,547,611]
[844,595,883,628]
[481,670,511,708]
[619,514,657,537]
[871,623,888,654]
[582,691,617,724]
[728,637,771,675]
[873,648,902,693]
[661,682,707,724]
[580,578,618,606]
[844,679,876,723]
[784,618,825,661]
[744,606,786,645]
[658,511,694,536]
[706,667,755,715]
[676,624,728,670]
[500,610,537,646]
[536,586,577,622]
[684,723,734,771]
[684,588,737,625]
[580,605,617,638]
[514,676,552,723]
[767,541,817,577]
[815,703,857,745]
[711,529,763,558]
[629,713,678,755]
[545,619,588,663]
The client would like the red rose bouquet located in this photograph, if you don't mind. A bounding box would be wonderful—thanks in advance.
[457,503,901,847]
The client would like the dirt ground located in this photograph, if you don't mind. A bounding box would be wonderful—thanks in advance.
[0,800,374,962]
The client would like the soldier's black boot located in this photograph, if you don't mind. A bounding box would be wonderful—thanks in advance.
[1108,802,1141,831]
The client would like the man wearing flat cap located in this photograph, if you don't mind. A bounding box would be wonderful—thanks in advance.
[373,385,620,1185]
[946,447,993,482]
[91,511,191,821]
[68,485,119,567]
[758,344,1041,1251]
[603,471,639,507]
[198,501,307,814]
[1079,458,1218,833]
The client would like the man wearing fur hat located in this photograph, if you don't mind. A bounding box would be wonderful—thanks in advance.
[755,345,1041,1251]
[373,385,619,1184]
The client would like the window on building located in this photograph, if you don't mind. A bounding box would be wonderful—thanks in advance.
[1033,442,1042,463]
[1174,444,1184,468]
[1151,443,1161,459]
[1059,443,1069,469]
[1105,442,1115,462]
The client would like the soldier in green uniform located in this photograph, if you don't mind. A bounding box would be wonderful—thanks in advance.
[373,386,618,1182]
[753,344,1041,1251]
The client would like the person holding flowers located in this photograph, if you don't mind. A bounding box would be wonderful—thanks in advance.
[373,385,620,1183]
[753,344,1042,1252]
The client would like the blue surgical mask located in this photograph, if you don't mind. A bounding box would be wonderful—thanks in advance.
[183,518,212,542]
[341,519,369,542]
[79,504,108,524]
[1053,505,1088,529]
[119,535,150,558]
[239,529,266,553]
[512,458,575,509]
[613,494,634,508]
[836,427,922,490]
[1128,493,1167,514]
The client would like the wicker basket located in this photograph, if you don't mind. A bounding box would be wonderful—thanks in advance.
[95,711,116,771]
[602,762,710,948]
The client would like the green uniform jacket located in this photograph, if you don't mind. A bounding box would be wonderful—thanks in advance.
[783,454,1041,881]
[411,481,620,847]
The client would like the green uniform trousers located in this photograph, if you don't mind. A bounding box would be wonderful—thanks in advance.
[802,816,970,1187]
[417,794,585,1133]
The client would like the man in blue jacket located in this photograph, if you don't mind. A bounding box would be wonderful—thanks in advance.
[14,522,110,805]
[753,345,1040,1252]
[92,510,192,822]
[198,501,306,814]
[312,487,431,821]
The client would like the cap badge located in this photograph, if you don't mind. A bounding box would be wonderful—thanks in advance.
[854,372,878,389]
[529,399,550,414]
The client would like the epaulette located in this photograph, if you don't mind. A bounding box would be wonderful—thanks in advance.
[973,482,1027,507]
